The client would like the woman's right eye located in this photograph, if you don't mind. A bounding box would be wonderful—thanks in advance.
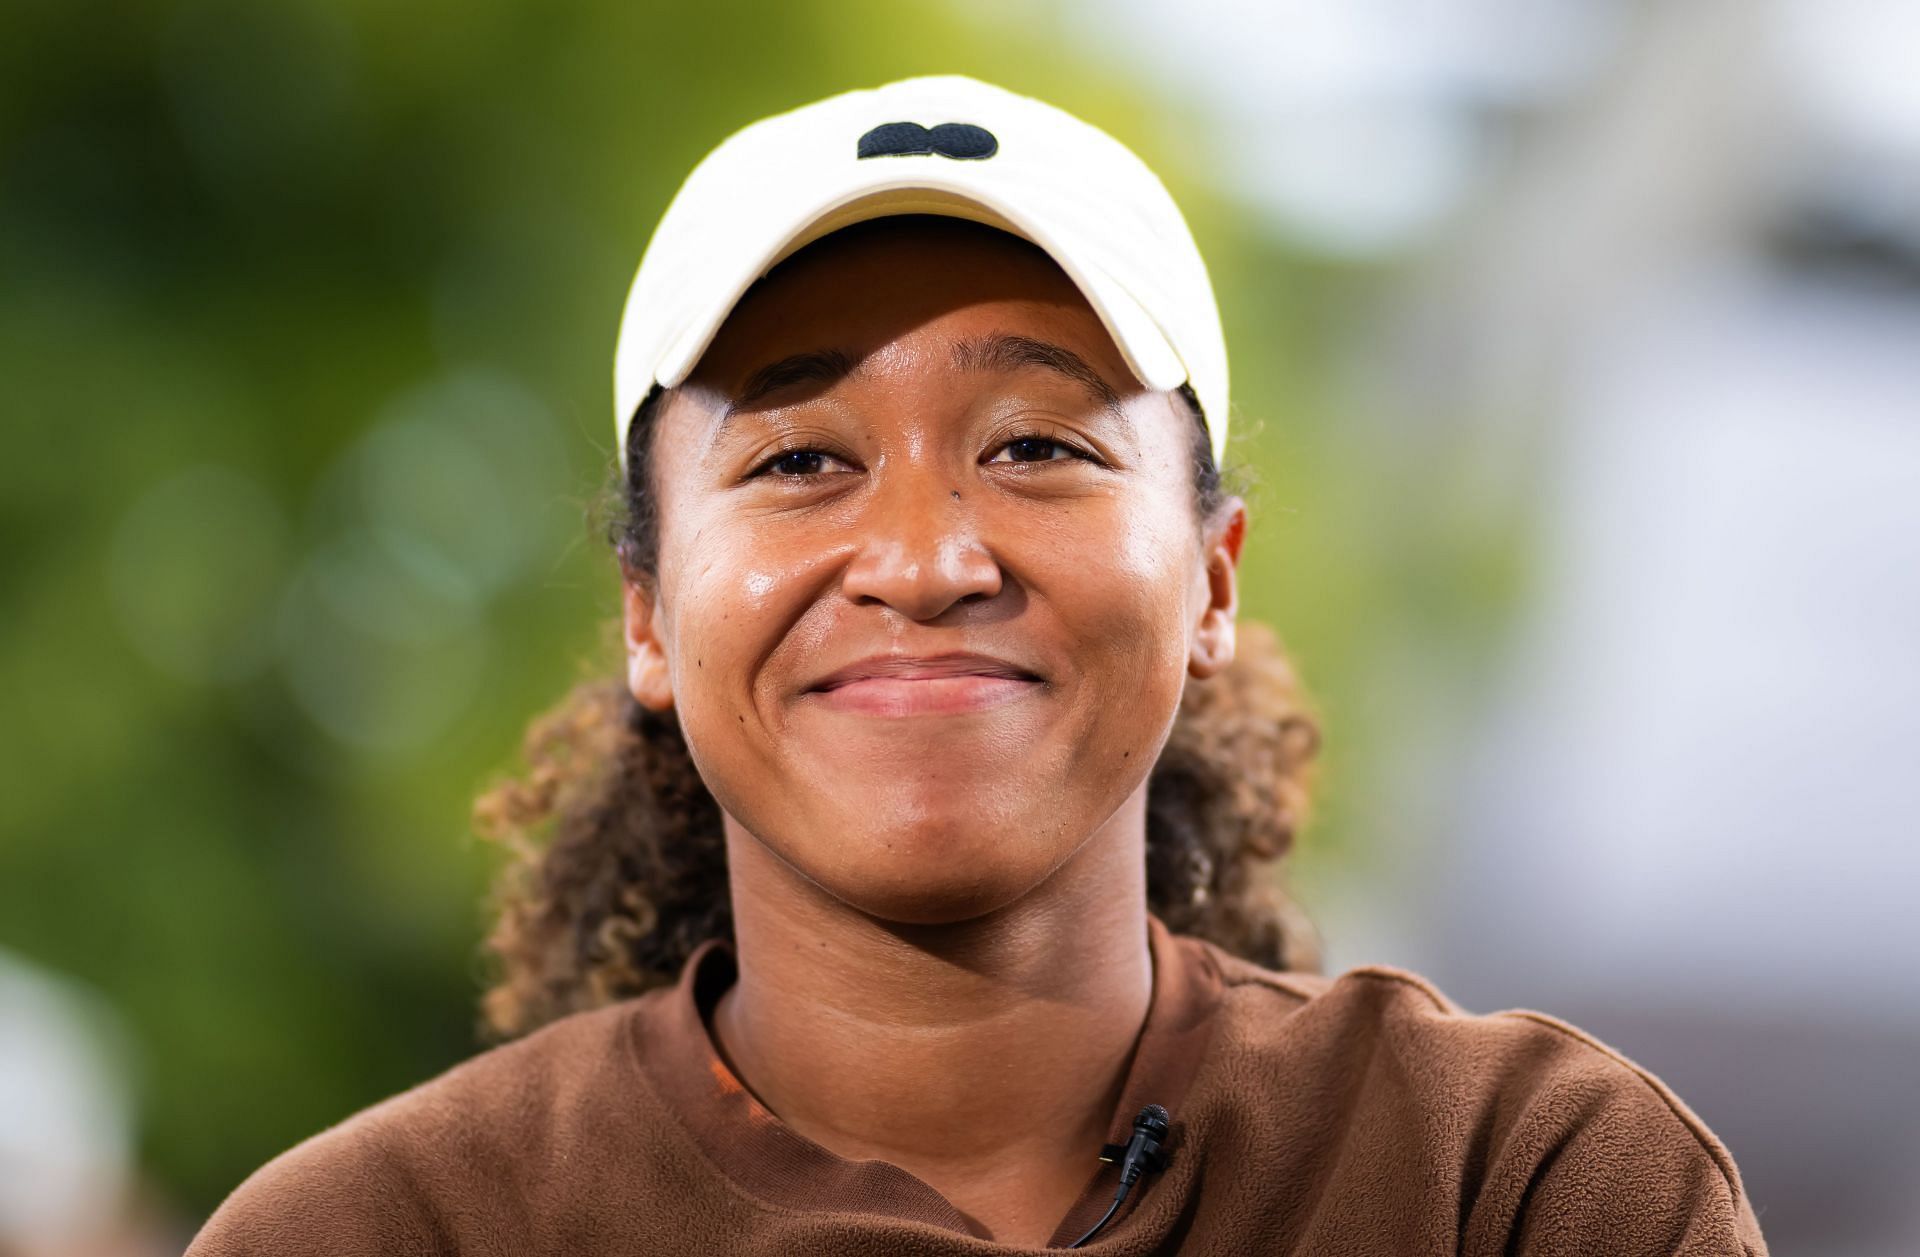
[750,447,848,478]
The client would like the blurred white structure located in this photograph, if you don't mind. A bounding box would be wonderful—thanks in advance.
[0,951,139,1255]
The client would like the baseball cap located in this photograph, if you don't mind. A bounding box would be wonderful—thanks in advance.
[612,73,1230,469]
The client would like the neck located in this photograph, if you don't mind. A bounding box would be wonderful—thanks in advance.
[708,786,1154,1219]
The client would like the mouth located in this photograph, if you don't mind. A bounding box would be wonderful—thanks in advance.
[803,652,1044,718]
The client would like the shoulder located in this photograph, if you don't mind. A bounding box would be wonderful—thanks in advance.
[186,998,648,1257]
[1200,947,1733,1154]
[1221,954,1737,1156]
[1191,945,1767,1252]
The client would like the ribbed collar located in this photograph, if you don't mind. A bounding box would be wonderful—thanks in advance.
[624,911,1228,1249]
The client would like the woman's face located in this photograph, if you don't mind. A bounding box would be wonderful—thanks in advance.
[625,217,1243,926]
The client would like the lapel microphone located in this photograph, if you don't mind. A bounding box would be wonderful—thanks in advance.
[1068,1104,1172,1248]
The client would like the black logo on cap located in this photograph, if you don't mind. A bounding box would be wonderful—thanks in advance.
[857,121,998,161]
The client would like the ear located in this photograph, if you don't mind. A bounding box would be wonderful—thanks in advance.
[622,578,676,711]
[1188,497,1245,680]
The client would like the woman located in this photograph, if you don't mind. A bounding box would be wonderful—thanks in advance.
[189,76,1768,1254]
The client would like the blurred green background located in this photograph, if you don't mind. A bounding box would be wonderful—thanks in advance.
[1,0,1535,1242]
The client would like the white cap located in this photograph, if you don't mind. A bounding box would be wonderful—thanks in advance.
[612,74,1230,469]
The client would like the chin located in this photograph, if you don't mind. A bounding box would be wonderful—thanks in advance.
[802,804,1076,927]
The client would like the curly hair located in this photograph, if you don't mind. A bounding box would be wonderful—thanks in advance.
[475,329,1324,1040]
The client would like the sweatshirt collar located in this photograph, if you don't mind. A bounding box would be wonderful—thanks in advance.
[624,911,1227,1248]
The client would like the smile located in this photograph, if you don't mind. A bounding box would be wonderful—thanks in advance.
[802,651,1044,717]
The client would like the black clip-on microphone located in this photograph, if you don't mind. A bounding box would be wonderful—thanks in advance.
[1067,1104,1172,1248]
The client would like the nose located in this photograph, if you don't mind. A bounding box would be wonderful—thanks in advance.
[839,476,1002,621]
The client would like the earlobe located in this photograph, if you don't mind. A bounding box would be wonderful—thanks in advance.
[1188,500,1245,680]
[622,580,676,711]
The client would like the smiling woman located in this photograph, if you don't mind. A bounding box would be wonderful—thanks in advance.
[480,215,1317,1043]
[186,76,1769,1256]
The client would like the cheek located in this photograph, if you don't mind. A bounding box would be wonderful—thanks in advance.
[653,522,773,747]
[653,514,843,778]
[1021,490,1200,775]
[1057,492,1197,672]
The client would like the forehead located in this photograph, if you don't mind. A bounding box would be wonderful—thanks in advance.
[681,215,1137,399]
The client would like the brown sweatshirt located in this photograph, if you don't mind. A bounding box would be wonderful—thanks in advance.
[187,913,1769,1254]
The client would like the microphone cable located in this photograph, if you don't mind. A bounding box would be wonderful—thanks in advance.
[1067,1104,1172,1248]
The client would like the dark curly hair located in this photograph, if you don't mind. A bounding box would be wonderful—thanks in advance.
[475,268,1324,1039]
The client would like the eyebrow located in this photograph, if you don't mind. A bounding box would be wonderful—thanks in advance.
[720,333,1125,422]
[728,348,860,414]
[949,333,1123,413]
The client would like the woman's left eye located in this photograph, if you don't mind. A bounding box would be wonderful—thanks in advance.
[986,435,1086,464]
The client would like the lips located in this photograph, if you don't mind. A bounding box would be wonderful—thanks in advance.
[802,652,1044,718]
[805,651,1040,692]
